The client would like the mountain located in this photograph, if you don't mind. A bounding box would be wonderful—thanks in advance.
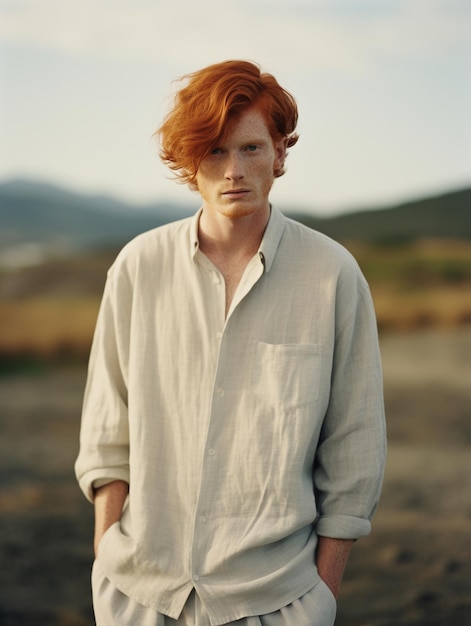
[289,187,471,244]
[1,180,470,261]
[0,180,194,252]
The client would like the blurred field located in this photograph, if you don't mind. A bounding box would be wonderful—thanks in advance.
[351,239,471,330]
[0,251,112,363]
[1,328,470,625]
[1,239,471,362]
[0,240,471,625]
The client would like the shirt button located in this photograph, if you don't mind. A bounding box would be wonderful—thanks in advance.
[216,331,222,339]
[200,515,207,523]
[208,449,216,456]
[216,387,224,397]
[193,574,200,582]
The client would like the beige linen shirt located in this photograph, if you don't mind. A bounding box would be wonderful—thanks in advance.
[75,207,386,624]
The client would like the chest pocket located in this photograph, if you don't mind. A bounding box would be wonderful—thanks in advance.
[251,342,323,412]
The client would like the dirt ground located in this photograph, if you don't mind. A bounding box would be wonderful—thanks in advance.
[0,327,470,625]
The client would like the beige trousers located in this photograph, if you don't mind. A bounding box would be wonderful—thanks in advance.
[92,561,337,626]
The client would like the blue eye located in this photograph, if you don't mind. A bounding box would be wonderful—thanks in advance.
[246,145,258,152]
[210,147,223,155]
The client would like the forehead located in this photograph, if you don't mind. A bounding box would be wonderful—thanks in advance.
[225,106,273,142]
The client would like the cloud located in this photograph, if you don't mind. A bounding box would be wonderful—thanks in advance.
[1,0,469,75]
[357,0,471,60]
[0,0,358,71]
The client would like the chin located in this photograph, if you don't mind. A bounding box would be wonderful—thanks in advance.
[218,201,267,220]
[222,207,256,219]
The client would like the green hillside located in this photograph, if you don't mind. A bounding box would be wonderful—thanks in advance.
[0,181,470,254]
[291,187,471,243]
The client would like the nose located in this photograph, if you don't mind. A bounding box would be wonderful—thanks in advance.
[224,152,244,181]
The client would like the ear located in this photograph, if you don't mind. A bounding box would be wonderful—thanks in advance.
[273,136,289,177]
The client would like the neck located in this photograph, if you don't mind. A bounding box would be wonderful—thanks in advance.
[198,204,270,259]
[198,205,270,317]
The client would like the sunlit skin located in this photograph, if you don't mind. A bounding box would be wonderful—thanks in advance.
[196,106,288,235]
[194,106,288,313]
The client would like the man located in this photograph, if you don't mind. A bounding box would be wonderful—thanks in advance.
[75,60,386,626]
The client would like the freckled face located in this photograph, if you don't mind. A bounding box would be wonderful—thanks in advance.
[195,107,287,220]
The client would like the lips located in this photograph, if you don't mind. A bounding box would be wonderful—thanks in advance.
[222,189,249,196]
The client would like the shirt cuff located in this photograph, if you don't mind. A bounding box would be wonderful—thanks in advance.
[316,514,372,540]
[78,467,130,503]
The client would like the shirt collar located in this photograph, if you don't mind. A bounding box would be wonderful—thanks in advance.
[189,205,286,272]
[190,207,204,260]
[258,206,286,273]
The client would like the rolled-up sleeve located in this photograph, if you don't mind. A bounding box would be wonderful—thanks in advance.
[314,264,387,539]
[74,258,132,502]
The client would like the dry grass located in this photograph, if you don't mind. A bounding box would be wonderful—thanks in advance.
[348,238,471,331]
[0,296,100,359]
[1,287,470,362]
[1,239,470,361]
[373,284,471,330]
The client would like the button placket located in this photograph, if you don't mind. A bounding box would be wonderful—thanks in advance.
[189,266,226,587]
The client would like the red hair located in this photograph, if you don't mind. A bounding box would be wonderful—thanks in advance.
[157,60,299,188]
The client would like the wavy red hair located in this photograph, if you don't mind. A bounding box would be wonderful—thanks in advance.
[157,60,299,189]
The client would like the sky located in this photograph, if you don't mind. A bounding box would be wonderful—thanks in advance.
[0,0,470,216]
